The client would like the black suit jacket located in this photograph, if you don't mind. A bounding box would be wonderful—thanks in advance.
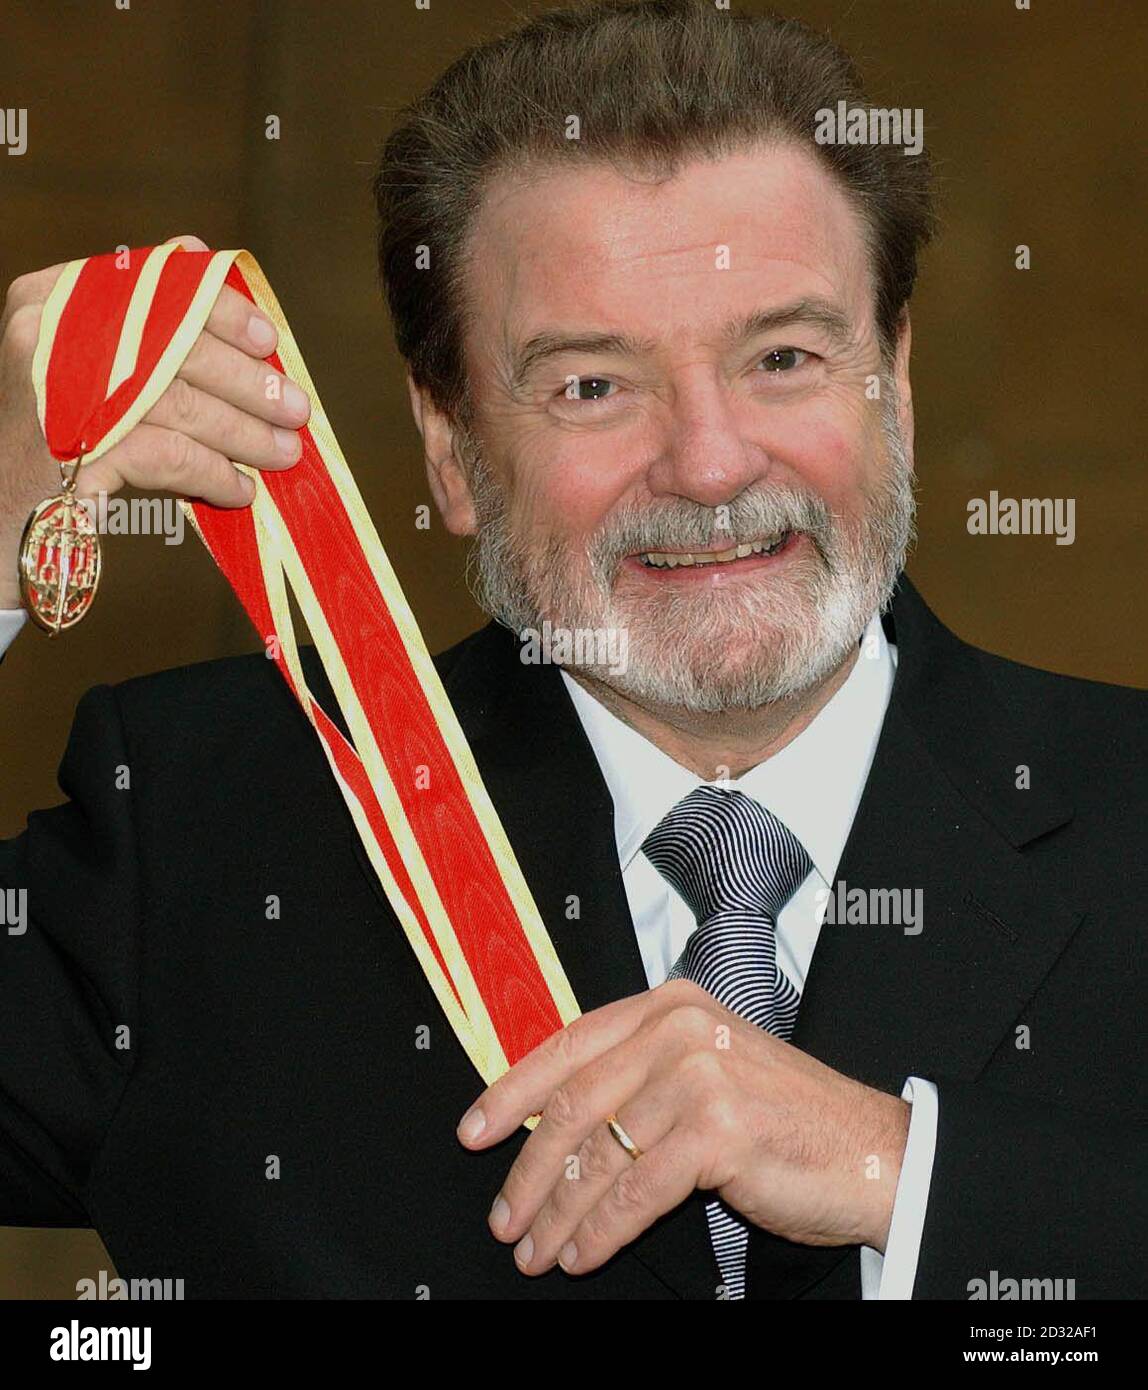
[1,573,1145,1298]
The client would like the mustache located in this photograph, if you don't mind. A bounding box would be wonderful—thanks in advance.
[585,486,837,578]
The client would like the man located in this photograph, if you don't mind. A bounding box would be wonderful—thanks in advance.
[0,0,1144,1300]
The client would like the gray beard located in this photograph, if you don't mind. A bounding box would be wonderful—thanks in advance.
[462,382,916,713]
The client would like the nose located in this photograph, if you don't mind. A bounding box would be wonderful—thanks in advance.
[644,374,767,508]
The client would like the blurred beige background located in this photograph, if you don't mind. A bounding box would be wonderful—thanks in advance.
[0,0,1144,1296]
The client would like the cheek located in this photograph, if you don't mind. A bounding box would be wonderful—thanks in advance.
[507,438,635,539]
[767,399,882,512]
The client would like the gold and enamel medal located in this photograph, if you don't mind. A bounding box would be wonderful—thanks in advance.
[18,454,101,635]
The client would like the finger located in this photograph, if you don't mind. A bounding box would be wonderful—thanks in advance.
[202,283,280,360]
[78,422,255,508]
[161,236,277,358]
[459,985,684,1149]
[145,376,301,472]
[491,1012,671,1240]
[561,1127,701,1276]
[179,330,310,429]
[1,263,70,330]
[513,1098,676,1274]
[162,233,209,252]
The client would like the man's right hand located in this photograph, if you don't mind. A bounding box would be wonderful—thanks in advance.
[0,233,310,610]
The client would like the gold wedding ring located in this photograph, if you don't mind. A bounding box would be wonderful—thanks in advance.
[606,1113,642,1161]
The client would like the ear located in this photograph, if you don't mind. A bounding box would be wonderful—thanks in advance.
[891,308,915,468]
[406,373,478,536]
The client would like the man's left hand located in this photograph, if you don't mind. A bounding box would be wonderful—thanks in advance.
[456,978,911,1277]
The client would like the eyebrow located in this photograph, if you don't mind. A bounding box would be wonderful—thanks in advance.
[505,296,854,392]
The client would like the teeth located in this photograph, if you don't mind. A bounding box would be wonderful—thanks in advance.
[640,532,789,568]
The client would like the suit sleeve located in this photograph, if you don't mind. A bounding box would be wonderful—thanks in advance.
[914,1075,1148,1299]
[0,682,140,1226]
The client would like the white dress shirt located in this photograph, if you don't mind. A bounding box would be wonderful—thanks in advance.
[560,609,936,1299]
[0,604,935,1295]
[0,609,25,651]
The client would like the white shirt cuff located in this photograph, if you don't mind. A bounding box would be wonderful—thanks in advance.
[859,1076,938,1300]
[0,608,26,655]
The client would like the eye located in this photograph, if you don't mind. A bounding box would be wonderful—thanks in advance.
[561,376,617,403]
[756,347,809,373]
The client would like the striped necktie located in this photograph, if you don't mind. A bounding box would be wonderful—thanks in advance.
[642,784,813,1300]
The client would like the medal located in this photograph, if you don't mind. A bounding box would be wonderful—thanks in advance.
[18,453,101,635]
[31,244,579,1113]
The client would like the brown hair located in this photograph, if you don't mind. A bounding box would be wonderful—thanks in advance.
[374,0,936,429]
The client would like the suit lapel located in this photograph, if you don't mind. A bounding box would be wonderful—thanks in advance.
[793,573,1082,1089]
[442,623,649,1015]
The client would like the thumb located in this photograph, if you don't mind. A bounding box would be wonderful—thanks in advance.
[162,233,210,252]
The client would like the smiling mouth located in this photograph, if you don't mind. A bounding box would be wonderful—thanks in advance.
[635,530,793,569]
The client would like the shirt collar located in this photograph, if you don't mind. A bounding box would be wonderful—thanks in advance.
[560,610,897,886]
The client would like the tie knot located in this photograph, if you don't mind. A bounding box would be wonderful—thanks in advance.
[641,784,812,924]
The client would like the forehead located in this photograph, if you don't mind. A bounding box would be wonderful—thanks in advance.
[461,142,875,360]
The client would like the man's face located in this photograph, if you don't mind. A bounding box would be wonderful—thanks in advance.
[436,140,916,712]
